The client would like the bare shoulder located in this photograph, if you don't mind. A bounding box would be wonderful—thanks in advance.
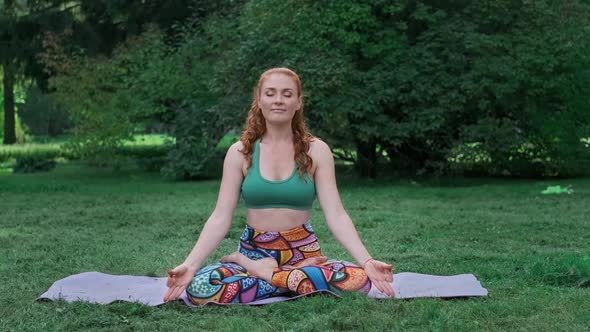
[229,140,245,154]
[309,137,331,153]
[225,141,246,165]
[309,138,333,162]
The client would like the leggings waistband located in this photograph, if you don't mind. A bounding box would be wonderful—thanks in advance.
[243,221,315,238]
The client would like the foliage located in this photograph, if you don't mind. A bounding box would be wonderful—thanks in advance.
[186,0,590,178]
[18,85,70,136]
[43,29,167,162]
[0,143,63,162]
[0,136,172,173]
[160,101,235,180]
[43,1,247,178]
[37,0,590,178]
[1,0,79,144]
[13,155,56,173]
[0,144,65,162]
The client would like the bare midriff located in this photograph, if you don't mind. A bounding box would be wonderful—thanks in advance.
[246,208,311,232]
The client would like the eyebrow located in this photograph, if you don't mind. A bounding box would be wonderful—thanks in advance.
[263,88,294,92]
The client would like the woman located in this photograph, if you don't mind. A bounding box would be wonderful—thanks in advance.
[164,68,394,304]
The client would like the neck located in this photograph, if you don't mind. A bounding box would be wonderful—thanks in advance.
[262,122,293,143]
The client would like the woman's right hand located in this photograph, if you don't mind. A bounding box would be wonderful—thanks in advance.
[163,263,197,302]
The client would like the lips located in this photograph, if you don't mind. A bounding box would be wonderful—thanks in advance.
[271,109,286,112]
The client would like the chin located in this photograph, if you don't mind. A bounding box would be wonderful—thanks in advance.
[264,116,294,126]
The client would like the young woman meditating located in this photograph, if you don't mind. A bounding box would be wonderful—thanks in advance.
[164,67,394,304]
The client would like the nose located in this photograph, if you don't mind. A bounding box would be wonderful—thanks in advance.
[274,94,284,104]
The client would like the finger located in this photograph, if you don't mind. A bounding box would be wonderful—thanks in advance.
[381,281,395,297]
[378,280,394,297]
[166,275,175,287]
[169,286,183,301]
[381,266,394,278]
[373,278,386,294]
[374,261,393,271]
[168,286,183,301]
[165,287,177,302]
[377,262,393,272]
[163,287,174,302]
[174,285,187,300]
[387,272,394,283]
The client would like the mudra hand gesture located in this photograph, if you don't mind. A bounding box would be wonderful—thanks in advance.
[363,258,395,297]
[164,263,197,302]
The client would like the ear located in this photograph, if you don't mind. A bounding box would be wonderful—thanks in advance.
[297,96,303,111]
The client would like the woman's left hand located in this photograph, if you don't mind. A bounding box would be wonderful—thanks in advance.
[363,259,395,297]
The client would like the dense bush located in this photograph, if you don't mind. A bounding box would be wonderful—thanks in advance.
[448,138,590,177]
[0,143,63,162]
[0,140,171,173]
[120,144,171,172]
[160,101,234,179]
[13,156,57,173]
[18,86,70,137]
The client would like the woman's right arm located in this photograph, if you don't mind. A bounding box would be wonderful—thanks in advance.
[164,141,245,301]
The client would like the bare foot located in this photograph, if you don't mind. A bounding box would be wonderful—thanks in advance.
[282,255,329,270]
[221,252,278,283]
[220,252,247,266]
[294,255,328,267]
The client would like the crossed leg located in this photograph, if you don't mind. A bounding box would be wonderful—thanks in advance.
[221,251,371,295]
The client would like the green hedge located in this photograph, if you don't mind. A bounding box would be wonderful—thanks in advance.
[448,138,590,177]
[0,144,65,162]
[0,143,173,173]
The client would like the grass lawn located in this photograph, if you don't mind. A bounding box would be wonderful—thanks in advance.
[1,163,589,331]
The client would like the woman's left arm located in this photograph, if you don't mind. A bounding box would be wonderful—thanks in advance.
[312,140,394,296]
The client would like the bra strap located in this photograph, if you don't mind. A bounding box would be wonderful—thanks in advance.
[252,138,261,168]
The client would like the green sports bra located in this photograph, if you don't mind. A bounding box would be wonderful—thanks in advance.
[241,139,316,210]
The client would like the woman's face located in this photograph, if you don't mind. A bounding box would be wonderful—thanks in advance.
[258,73,302,125]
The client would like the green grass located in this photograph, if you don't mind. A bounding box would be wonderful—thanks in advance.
[1,164,589,331]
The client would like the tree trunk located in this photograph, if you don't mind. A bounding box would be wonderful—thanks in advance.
[355,138,377,178]
[3,63,17,144]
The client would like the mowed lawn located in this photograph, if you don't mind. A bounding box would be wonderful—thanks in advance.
[1,163,589,331]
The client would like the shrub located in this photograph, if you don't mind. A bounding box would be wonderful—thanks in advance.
[120,145,171,172]
[13,156,57,173]
[0,143,62,163]
[161,101,234,180]
[18,86,70,137]
[447,142,492,176]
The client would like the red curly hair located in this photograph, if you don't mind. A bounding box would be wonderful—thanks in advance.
[239,68,315,178]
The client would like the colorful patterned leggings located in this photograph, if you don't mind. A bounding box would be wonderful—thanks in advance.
[185,222,371,305]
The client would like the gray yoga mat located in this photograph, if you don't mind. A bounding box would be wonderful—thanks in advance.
[37,271,487,306]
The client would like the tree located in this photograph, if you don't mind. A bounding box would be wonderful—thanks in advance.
[214,0,590,177]
[43,0,248,178]
[1,0,79,144]
[1,0,199,144]
[42,0,590,178]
